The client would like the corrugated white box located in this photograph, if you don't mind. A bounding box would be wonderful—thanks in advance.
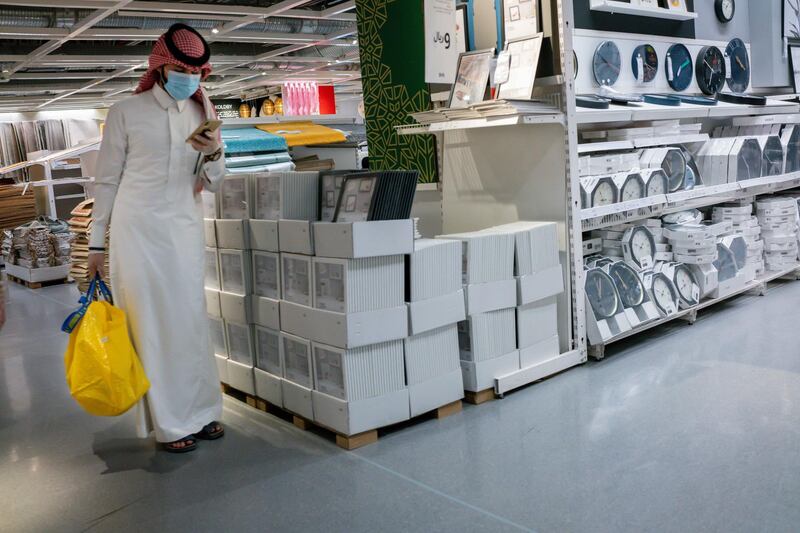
[406,239,462,301]
[215,354,229,384]
[205,288,221,317]
[251,296,280,330]
[460,350,520,392]
[519,335,560,369]
[517,264,564,305]
[516,297,558,349]
[313,219,415,258]
[312,255,405,313]
[281,332,313,389]
[204,218,217,248]
[204,247,220,290]
[254,325,282,406]
[281,253,312,306]
[404,324,464,417]
[208,316,228,357]
[311,340,405,401]
[312,389,410,436]
[436,231,515,284]
[215,219,250,250]
[220,291,253,324]
[458,308,517,362]
[407,289,466,335]
[226,359,255,395]
[219,249,252,296]
[252,251,280,300]
[463,279,517,315]
[279,219,315,255]
[254,369,282,407]
[280,301,408,349]
[252,171,319,221]
[282,380,314,420]
[249,219,279,252]
[226,321,255,366]
[219,174,252,219]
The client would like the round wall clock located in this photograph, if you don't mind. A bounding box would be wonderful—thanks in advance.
[609,261,645,308]
[725,38,750,93]
[585,268,620,318]
[662,148,687,192]
[631,44,658,84]
[622,225,656,271]
[673,263,700,308]
[650,272,679,316]
[695,46,727,95]
[643,168,669,196]
[665,43,693,92]
[620,172,645,202]
[714,243,739,282]
[591,177,618,207]
[715,0,735,23]
[593,40,622,87]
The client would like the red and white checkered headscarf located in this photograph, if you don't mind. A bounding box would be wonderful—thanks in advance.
[136,23,216,118]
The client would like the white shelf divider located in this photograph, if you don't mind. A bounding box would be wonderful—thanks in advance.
[589,0,698,20]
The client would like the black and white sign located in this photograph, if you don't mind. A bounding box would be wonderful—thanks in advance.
[424,0,459,83]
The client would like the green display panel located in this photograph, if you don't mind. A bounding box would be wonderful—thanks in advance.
[356,0,438,183]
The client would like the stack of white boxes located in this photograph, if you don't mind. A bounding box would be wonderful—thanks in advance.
[712,202,765,276]
[756,197,800,272]
[404,239,466,416]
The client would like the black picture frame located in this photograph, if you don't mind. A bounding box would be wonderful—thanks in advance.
[332,173,379,223]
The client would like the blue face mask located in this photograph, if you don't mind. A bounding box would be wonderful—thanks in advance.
[164,70,201,101]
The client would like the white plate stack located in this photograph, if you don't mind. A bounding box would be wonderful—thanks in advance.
[756,197,800,272]
[712,202,764,276]
[404,239,465,417]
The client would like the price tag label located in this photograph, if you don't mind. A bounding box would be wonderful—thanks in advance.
[494,51,511,84]
[667,55,674,82]
[724,54,732,77]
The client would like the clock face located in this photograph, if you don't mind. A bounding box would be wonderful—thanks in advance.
[662,149,687,192]
[737,138,763,180]
[674,264,699,306]
[695,46,726,95]
[586,269,619,319]
[652,273,679,315]
[725,236,748,269]
[631,44,658,84]
[763,136,784,176]
[645,169,668,196]
[592,179,616,206]
[716,0,735,22]
[630,227,655,266]
[666,44,693,92]
[714,243,739,282]
[609,262,645,308]
[593,40,622,87]
[621,173,645,202]
[725,38,750,93]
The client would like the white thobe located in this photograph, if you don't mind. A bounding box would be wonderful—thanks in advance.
[91,84,225,442]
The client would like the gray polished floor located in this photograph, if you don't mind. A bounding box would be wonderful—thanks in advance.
[2,278,799,533]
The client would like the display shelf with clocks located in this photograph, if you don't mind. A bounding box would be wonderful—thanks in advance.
[588,0,698,21]
[577,133,709,154]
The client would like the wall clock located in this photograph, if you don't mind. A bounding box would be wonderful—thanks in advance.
[641,168,669,196]
[665,43,693,92]
[590,176,619,207]
[585,268,620,319]
[593,40,622,87]
[695,46,726,95]
[608,261,645,308]
[631,44,658,84]
[715,0,735,23]
[725,38,750,93]
[650,272,680,316]
[613,172,646,202]
[621,225,656,271]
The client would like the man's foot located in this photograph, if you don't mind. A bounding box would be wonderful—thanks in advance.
[161,436,197,453]
[194,421,224,440]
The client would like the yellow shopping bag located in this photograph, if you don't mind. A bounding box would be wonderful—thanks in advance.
[62,276,149,416]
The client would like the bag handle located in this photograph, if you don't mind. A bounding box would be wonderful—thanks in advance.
[61,274,114,333]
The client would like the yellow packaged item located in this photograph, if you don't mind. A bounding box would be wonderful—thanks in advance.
[255,121,346,147]
[62,276,149,416]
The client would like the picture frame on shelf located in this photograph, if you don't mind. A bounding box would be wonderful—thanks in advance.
[663,0,688,11]
[496,33,543,101]
[333,173,378,223]
[447,48,494,109]
[790,44,800,93]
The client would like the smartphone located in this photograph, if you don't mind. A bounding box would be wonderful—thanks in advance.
[186,119,222,143]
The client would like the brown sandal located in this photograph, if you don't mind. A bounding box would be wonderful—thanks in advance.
[162,435,197,453]
[194,421,224,440]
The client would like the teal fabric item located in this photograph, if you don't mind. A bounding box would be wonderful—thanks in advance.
[225,152,292,168]
[221,127,288,154]
[225,161,296,174]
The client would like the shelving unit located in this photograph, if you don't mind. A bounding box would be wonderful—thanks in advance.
[576,100,800,124]
[578,133,709,154]
[589,0,698,21]
[221,114,362,129]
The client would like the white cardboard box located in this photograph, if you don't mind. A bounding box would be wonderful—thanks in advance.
[517,264,564,305]
[249,219,279,252]
[215,354,229,384]
[220,291,253,324]
[254,368,283,407]
[251,295,280,330]
[408,369,464,418]
[215,219,250,250]
[464,279,517,315]
[205,288,222,318]
[279,219,315,255]
[460,350,520,392]
[282,379,314,420]
[204,218,217,248]
[226,359,255,395]
[312,389,410,436]
[280,301,408,349]
[519,335,560,369]
[516,297,558,349]
[407,290,466,336]
[313,220,414,258]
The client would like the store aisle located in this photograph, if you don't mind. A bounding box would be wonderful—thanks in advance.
[2,279,799,533]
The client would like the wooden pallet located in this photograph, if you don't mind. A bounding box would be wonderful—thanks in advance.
[6,273,71,290]
[222,383,463,450]
[464,388,496,405]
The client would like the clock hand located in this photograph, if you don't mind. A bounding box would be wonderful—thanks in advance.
[736,56,746,70]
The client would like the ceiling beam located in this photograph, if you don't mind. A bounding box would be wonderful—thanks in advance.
[208,0,310,39]
[36,63,142,108]
[5,0,133,75]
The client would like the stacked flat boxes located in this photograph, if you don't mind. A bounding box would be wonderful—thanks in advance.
[756,197,800,272]
[712,202,765,276]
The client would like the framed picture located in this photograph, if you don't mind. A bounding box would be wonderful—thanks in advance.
[502,0,537,42]
[447,48,495,109]
[455,4,469,53]
[789,44,800,92]
[333,174,379,223]
[664,0,687,11]
[497,34,543,101]
[786,0,800,39]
